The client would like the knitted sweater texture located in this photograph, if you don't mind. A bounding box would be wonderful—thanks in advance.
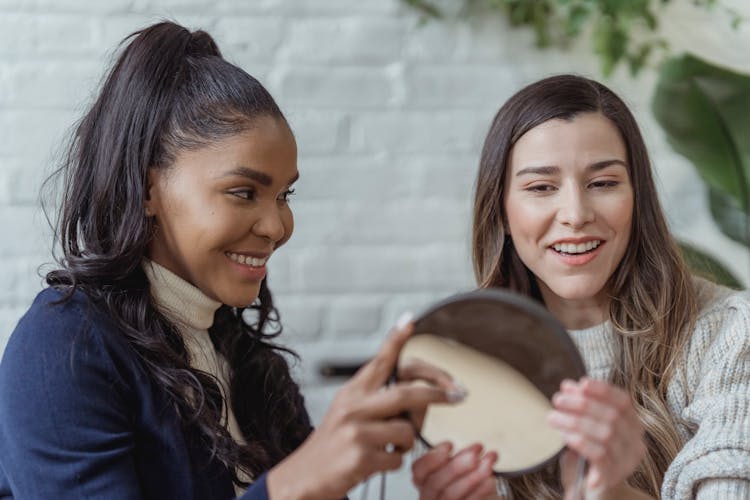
[568,278,750,499]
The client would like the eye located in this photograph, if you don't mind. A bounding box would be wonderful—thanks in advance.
[278,188,296,203]
[229,189,256,201]
[525,184,556,193]
[588,180,619,189]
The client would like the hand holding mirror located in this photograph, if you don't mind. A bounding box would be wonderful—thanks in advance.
[397,288,586,477]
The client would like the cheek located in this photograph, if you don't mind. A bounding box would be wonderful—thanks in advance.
[505,198,543,240]
[277,206,294,248]
[606,195,634,235]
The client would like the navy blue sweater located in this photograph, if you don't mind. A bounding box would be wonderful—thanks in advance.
[0,287,292,499]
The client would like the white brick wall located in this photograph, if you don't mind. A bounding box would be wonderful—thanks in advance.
[1,1,749,497]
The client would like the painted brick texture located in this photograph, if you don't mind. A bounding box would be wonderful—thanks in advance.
[1,1,748,497]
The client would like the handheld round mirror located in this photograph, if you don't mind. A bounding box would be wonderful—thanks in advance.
[398,288,586,477]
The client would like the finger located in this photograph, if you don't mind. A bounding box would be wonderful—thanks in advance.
[465,475,500,500]
[421,444,483,495]
[551,393,621,431]
[576,378,632,412]
[351,313,414,390]
[367,448,405,475]
[412,442,454,486]
[354,419,417,453]
[357,382,451,421]
[558,430,607,466]
[559,449,580,494]
[398,357,454,389]
[438,452,498,500]
[548,409,620,444]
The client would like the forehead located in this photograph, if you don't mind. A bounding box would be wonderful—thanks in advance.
[170,116,297,180]
[509,112,627,173]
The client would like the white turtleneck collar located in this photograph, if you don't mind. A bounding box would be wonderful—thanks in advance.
[142,259,222,331]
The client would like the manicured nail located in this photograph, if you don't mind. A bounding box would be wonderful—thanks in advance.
[547,410,562,425]
[395,311,414,330]
[447,379,468,403]
[437,442,453,454]
[459,451,478,466]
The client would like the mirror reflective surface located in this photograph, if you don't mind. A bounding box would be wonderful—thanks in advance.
[398,289,586,476]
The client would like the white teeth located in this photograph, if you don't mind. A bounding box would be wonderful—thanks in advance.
[227,252,267,267]
[552,240,600,254]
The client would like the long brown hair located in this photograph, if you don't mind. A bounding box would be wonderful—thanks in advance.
[472,75,698,497]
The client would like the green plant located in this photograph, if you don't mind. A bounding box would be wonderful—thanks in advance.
[402,0,743,76]
[653,54,750,287]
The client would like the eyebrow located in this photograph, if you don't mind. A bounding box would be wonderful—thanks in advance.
[515,159,628,177]
[217,166,299,186]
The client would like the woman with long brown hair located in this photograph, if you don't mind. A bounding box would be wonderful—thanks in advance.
[411,75,750,499]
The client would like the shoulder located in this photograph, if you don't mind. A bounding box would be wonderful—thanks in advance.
[691,276,750,338]
[0,287,140,401]
[682,277,750,382]
[4,287,112,361]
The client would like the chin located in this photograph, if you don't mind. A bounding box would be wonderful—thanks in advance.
[547,279,606,302]
[217,287,262,309]
[225,296,260,309]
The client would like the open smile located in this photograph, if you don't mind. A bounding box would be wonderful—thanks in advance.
[225,251,270,281]
[225,251,268,267]
[548,239,605,266]
[551,239,602,255]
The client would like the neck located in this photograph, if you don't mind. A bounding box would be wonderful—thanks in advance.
[539,283,608,330]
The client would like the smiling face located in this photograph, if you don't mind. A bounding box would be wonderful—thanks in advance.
[504,112,634,325]
[146,115,298,307]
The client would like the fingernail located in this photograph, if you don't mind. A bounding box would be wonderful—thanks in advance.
[447,380,468,403]
[547,410,561,425]
[395,311,414,330]
[459,451,478,466]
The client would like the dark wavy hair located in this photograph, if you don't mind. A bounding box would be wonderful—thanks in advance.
[472,75,698,497]
[43,21,311,486]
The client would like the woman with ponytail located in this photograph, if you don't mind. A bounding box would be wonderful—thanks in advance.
[412,75,750,499]
[0,21,463,500]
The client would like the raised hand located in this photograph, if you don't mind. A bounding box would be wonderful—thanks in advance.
[550,377,648,499]
[412,443,500,500]
[267,317,463,500]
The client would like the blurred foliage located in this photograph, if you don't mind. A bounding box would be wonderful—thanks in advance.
[653,54,750,287]
[680,242,743,289]
[401,0,744,76]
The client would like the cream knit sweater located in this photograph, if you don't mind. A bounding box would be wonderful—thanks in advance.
[568,278,750,499]
[143,260,251,495]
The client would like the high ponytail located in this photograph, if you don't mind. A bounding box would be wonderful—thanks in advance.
[45,21,309,485]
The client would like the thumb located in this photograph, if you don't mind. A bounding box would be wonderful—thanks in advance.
[560,450,587,500]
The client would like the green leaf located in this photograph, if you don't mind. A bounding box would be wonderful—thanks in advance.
[565,4,590,36]
[708,186,750,246]
[652,54,750,245]
[403,0,444,19]
[679,241,743,289]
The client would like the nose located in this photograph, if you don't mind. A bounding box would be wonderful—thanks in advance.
[251,202,287,243]
[555,186,594,229]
